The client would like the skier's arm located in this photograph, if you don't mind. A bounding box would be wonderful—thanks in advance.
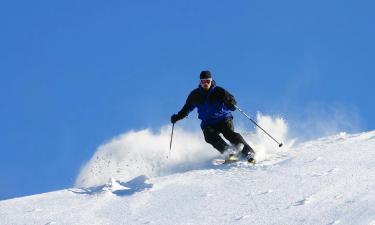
[171,93,195,123]
[222,89,237,111]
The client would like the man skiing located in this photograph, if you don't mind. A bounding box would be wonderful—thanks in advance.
[171,70,256,163]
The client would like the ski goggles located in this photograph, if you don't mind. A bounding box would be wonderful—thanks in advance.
[200,79,212,84]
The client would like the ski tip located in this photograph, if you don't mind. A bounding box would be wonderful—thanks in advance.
[212,159,226,165]
[279,143,283,148]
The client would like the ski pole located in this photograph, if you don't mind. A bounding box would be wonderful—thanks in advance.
[235,105,283,148]
[167,123,175,158]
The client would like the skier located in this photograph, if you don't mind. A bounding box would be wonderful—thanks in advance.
[171,70,256,163]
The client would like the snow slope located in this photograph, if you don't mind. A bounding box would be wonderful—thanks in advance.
[1,130,375,225]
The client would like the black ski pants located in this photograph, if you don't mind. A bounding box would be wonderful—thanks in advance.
[202,118,254,155]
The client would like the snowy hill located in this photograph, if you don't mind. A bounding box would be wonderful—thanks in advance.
[1,129,375,225]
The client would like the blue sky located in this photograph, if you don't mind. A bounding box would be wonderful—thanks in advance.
[1,0,374,200]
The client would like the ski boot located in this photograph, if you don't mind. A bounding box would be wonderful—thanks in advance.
[222,145,240,163]
[245,153,256,164]
[226,153,239,163]
[240,146,256,164]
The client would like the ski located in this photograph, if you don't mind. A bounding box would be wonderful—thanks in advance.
[212,157,256,166]
[212,158,239,165]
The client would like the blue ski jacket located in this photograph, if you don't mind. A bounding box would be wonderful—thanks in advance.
[175,81,237,129]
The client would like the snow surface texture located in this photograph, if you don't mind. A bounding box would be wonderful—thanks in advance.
[1,116,375,225]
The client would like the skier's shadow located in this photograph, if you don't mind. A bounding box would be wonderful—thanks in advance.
[70,175,153,197]
[113,176,153,196]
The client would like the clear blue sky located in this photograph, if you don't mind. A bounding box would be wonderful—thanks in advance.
[1,0,374,200]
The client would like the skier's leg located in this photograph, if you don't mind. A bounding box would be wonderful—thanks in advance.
[202,125,230,154]
[219,118,255,156]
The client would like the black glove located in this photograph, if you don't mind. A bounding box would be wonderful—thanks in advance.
[226,102,236,111]
[225,100,236,111]
[171,114,180,124]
